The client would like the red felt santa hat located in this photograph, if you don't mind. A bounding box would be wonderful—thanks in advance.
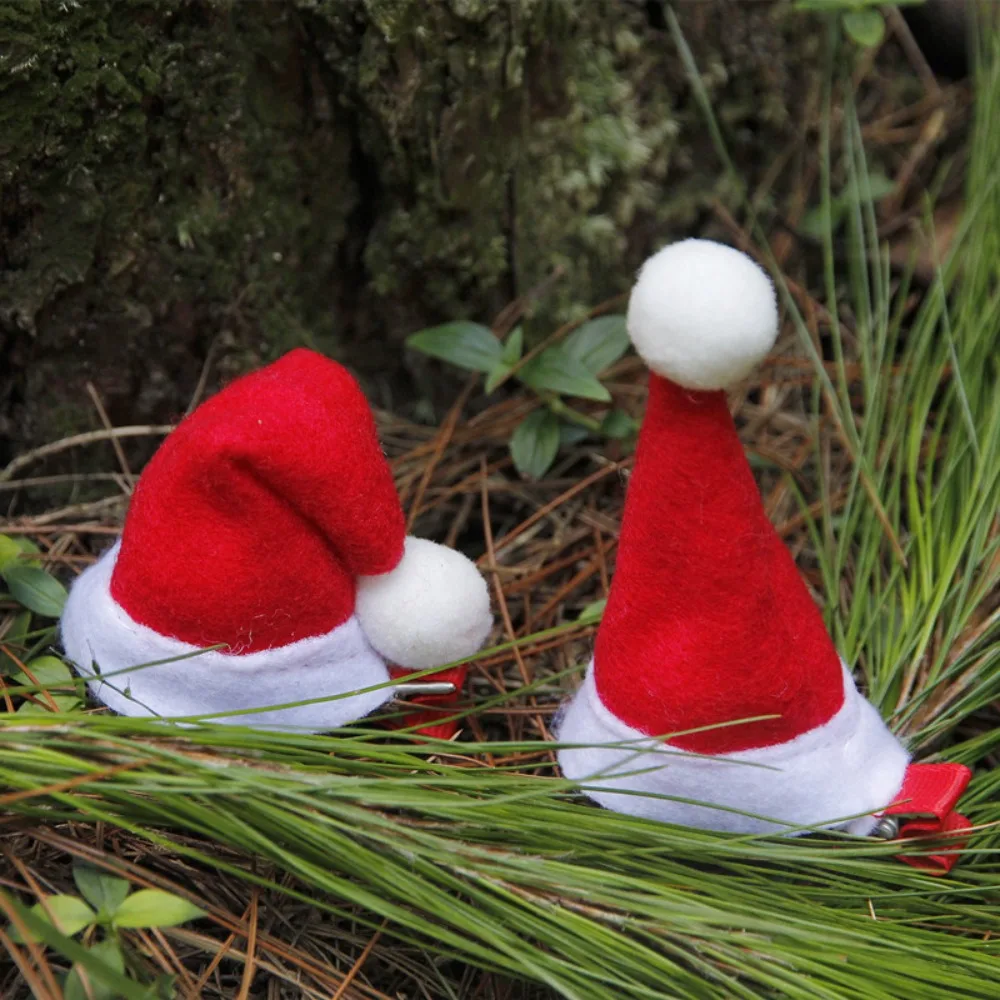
[61,348,492,730]
[557,240,912,835]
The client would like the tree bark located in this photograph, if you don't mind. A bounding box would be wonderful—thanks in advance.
[0,0,817,487]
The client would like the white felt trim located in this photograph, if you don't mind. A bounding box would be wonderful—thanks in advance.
[60,543,394,731]
[556,660,909,836]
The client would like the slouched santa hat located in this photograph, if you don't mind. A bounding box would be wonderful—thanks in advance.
[557,240,969,840]
[61,348,492,730]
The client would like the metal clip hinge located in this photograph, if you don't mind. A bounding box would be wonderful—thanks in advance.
[394,681,457,699]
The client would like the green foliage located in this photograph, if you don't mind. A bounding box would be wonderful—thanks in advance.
[6,863,203,999]
[0,534,81,712]
[407,314,631,479]
[13,656,82,714]
[406,322,504,373]
[16,896,97,941]
[2,564,67,618]
[518,345,612,403]
[841,7,886,47]
[576,598,607,624]
[1,535,65,618]
[64,938,127,1000]
[510,409,561,480]
[800,170,896,237]
[484,327,525,393]
[0,535,41,571]
[562,315,631,375]
[75,866,131,920]
[113,890,205,930]
[0,610,31,677]
[794,0,922,48]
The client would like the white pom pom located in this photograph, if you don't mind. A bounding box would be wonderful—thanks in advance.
[356,537,492,670]
[626,239,779,390]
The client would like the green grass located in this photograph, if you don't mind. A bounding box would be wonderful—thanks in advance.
[2,21,1000,1000]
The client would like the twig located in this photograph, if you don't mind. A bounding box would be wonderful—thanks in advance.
[86,383,135,491]
[185,898,254,999]
[186,335,221,416]
[28,496,126,527]
[331,919,387,1000]
[482,461,627,564]
[885,6,942,99]
[406,375,477,529]
[236,889,259,1000]
[490,265,566,339]
[0,473,125,493]
[480,459,547,739]
[0,427,174,483]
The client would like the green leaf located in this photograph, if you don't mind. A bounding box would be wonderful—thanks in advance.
[63,969,88,1000]
[15,654,73,687]
[0,535,44,571]
[484,328,527,393]
[600,409,639,440]
[842,8,885,47]
[509,410,561,480]
[863,171,896,202]
[1,565,67,618]
[563,315,630,374]
[406,322,502,373]
[484,363,510,395]
[501,326,523,366]
[794,0,886,9]
[801,202,846,239]
[3,893,146,998]
[559,423,590,446]
[0,535,23,572]
[577,599,607,624]
[17,696,82,715]
[15,654,83,711]
[0,610,32,677]
[113,889,205,929]
[13,537,43,566]
[64,938,125,1000]
[73,865,131,919]
[11,896,96,941]
[518,345,612,402]
[152,974,178,999]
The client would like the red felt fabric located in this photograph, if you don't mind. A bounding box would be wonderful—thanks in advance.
[885,763,972,873]
[594,374,845,754]
[112,348,406,653]
[885,762,971,820]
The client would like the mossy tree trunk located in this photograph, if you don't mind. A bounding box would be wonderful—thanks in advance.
[0,0,815,484]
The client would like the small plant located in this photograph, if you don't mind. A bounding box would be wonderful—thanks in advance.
[8,862,205,999]
[0,533,67,619]
[1,533,79,712]
[795,0,922,48]
[406,316,637,478]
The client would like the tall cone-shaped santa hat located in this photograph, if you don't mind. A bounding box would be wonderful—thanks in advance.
[61,349,492,730]
[557,240,911,834]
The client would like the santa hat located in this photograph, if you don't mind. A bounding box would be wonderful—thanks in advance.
[61,348,492,731]
[556,240,917,835]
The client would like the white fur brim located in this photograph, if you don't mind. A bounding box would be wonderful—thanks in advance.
[356,536,493,670]
[60,544,394,731]
[556,660,909,836]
